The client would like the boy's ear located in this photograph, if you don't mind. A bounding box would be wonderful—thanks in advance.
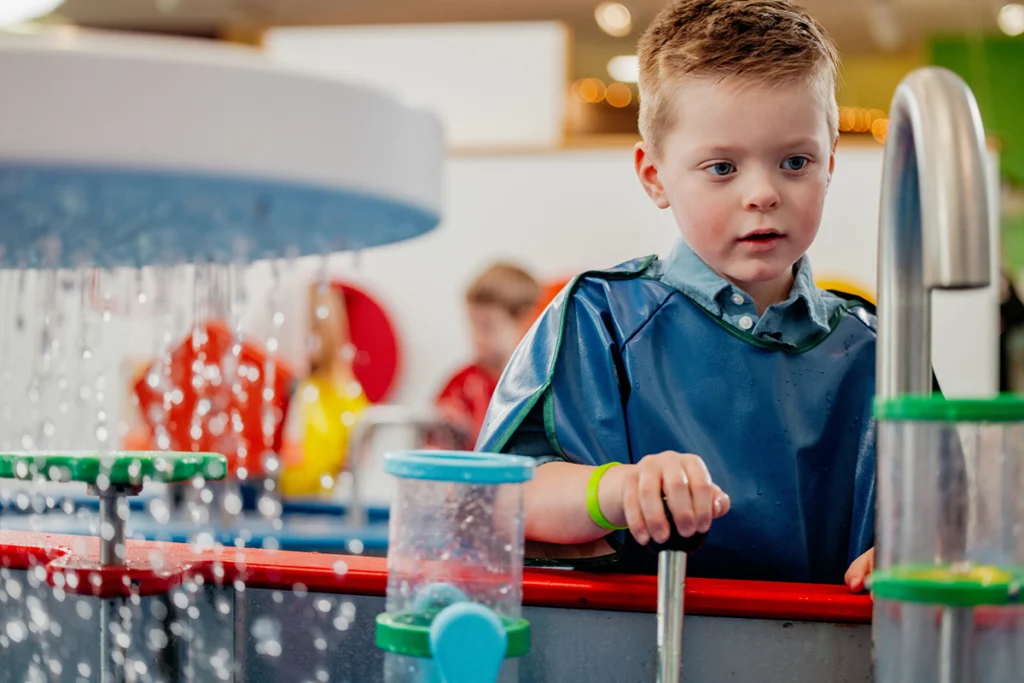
[635,142,670,209]
[827,136,838,185]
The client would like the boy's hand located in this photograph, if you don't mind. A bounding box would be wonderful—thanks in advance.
[845,547,875,593]
[612,451,730,545]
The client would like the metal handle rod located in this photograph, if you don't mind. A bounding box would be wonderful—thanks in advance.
[99,599,125,683]
[939,607,973,683]
[98,492,126,566]
[657,551,687,683]
[96,488,130,683]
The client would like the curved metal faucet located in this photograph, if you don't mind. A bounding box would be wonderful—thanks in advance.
[876,67,991,683]
[877,67,991,397]
[343,404,440,526]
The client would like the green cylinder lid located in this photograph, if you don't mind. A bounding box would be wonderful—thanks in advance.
[874,394,1024,423]
[871,563,1024,606]
[0,451,228,485]
[376,612,530,659]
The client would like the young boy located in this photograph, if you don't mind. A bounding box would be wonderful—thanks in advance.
[477,0,876,590]
[432,263,540,451]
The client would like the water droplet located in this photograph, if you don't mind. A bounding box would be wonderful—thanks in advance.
[346,539,364,555]
[95,425,109,443]
[148,629,168,651]
[333,560,348,576]
[224,493,242,516]
[6,619,27,643]
[150,499,170,525]
[191,532,215,554]
[78,663,91,677]
[257,495,280,519]
[173,592,189,610]
[316,599,331,613]
[251,616,283,657]
[314,637,327,651]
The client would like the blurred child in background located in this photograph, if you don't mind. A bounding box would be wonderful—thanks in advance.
[279,281,369,497]
[430,263,539,450]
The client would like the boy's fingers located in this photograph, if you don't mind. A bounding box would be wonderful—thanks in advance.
[620,468,649,545]
[662,460,696,538]
[681,455,714,534]
[711,484,731,518]
[638,465,670,544]
[844,548,875,593]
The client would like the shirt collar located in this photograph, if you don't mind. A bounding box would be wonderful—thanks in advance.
[658,238,832,336]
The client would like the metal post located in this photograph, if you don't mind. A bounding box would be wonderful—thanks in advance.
[92,484,137,683]
[657,551,687,683]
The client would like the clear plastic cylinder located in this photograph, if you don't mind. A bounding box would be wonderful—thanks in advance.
[377,450,534,683]
[874,396,1024,683]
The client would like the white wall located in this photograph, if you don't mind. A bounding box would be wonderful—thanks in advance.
[263,23,569,148]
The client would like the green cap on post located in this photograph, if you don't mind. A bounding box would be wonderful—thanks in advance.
[0,451,228,485]
[874,394,1024,423]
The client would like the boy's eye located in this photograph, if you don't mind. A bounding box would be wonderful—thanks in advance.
[782,156,809,171]
[705,162,735,177]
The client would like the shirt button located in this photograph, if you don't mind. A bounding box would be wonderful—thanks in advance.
[738,315,754,330]
[731,293,745,305]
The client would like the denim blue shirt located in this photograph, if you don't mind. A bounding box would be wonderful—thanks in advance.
[650,239,842,347]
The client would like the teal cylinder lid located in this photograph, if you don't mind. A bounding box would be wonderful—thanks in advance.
[874,394,1024,423]
[384,450,535,484]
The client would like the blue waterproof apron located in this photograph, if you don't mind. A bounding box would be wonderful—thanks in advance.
[477,257,876,583]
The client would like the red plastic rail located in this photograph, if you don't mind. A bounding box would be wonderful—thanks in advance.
[0,531,871,623]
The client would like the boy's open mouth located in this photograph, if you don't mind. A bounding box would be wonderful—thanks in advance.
[739,231,784,242]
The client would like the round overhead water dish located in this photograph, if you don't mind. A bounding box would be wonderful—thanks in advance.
[0,26,445,268]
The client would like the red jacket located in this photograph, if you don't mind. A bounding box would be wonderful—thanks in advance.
[432,363,499,451]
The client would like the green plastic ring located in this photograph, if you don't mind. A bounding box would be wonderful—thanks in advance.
[873,394,1024,423]
[375,612,531,659]
[870,564,1024,606]
[0,451,228,486]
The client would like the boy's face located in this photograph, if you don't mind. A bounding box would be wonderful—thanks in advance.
[636,76,836,297]
[467,303,526,374]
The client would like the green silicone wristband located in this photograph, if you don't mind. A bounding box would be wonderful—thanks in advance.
[587,462,628,531]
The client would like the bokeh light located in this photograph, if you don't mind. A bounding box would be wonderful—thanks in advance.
[594,2,632,38]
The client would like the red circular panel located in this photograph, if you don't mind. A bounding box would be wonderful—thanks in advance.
[332,281,401,404]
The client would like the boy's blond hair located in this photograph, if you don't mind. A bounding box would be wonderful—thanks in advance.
[466,263,539,319]
[638,0,840,154]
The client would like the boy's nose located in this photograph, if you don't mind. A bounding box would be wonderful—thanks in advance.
[743,174,781,212]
